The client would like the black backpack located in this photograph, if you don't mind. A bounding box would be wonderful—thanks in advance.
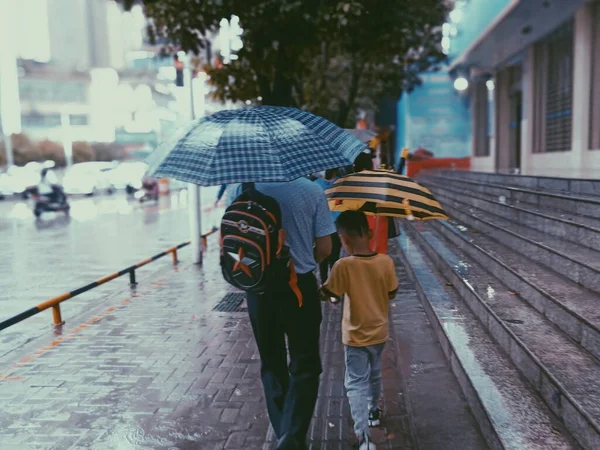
[220,183,294,295]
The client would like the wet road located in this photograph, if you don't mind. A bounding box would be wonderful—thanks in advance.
[0,187,221,358]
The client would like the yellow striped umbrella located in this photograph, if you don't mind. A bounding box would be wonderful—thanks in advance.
[325,170,448,220]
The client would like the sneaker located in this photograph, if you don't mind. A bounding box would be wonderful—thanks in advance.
[368,408,382,427]
[358,433,376,450]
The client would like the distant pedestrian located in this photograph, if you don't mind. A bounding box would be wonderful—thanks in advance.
[319,210,398,450]
[215,183,227,207]
[229,178,334,450]
[314,168,342,282]
[352,152,389,254]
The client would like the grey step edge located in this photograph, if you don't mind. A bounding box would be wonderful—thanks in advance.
[429,219,600,362]
[432,171,600,197]
[422,179,600,252]
[421,174,600,220]
[405,224,600,450]
[395,232,576,450]
[433,191,600,294]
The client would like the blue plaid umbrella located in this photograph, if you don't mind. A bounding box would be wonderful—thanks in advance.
[146,106,367,186]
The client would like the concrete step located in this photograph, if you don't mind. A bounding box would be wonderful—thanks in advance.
[421,178,600,252]
[428,218,600,361]
[433,171,600,197]
[405,224,600,449]
[420,173,600,221]
[429,189,600,294]
[421,174,600,231]
[396,232,577,450]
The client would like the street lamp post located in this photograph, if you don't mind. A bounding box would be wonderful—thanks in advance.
[61,112,73,168]
[0,0,21,167]
[176,53,204,265]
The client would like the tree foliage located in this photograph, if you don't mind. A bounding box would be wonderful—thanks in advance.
[119,0,448,126]
[0,135,129,167]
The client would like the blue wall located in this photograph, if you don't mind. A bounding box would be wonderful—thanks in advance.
[448,0,512,59]
[396,70,471,165]
[394,0,510,165]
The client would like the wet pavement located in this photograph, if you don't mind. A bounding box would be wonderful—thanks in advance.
[0,188,221,358]
[0,190,485,449]
[0,236,485,449]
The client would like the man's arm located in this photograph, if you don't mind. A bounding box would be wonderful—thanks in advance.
[319,260,345,302]
[312,185,336,263]
[314,235,332,263]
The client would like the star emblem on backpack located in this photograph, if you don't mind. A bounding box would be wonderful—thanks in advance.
[229,248,254,277]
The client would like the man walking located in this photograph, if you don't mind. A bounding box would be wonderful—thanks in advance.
[233,177,334,449]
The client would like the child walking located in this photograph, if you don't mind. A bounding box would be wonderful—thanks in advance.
[319,211,398,450]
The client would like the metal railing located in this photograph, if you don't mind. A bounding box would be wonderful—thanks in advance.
[0,228,219,332]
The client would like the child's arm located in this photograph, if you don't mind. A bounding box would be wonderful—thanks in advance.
[320,260,346,302]
[318,285,338,302]
[386,256,399,300]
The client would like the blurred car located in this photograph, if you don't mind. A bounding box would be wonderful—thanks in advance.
[62,162,117,196]
[109,161,149,191]
[0,165,50,198]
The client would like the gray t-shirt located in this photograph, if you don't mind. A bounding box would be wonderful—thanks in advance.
[230,178,335,274]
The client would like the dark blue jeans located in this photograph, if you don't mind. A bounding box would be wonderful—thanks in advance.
[247,272,322,445]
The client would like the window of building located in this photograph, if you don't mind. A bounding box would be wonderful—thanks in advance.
[21,113,61,128]
[590,2,600,150]
[533,20,574,153]
[70,114,89,126]
[473,79,490,156]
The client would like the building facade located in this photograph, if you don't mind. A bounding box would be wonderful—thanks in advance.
[400,0,600,178]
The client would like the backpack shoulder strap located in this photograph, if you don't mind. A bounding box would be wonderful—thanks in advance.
[235,184,282,227]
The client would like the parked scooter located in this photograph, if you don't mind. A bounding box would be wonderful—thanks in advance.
[31,185,70,218]
[137,178,159,203]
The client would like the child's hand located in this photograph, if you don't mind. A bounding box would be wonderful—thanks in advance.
[319,286,341,304]
[329,295,341,304]
[318,287,330,302]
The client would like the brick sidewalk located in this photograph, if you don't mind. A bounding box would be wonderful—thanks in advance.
[0,243,482,449]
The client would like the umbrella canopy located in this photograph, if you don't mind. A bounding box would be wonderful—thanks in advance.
[325,170,448,220]
[146,106,367,186]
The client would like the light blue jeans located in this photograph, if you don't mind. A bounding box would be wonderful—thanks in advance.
[344,343,385,438]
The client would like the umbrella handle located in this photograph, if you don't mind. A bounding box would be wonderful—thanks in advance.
[397,148,410,174]
[402,199,414,221]
[374,216,380,252]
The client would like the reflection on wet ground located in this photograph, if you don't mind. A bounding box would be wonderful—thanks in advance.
[0,187,220,358]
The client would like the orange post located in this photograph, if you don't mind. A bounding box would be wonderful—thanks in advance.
[172,249,178,264]
[52,305,64,326]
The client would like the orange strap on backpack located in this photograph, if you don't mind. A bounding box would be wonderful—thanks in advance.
[288,260,303,308]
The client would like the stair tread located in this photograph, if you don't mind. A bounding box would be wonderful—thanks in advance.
[422,176,600,230]
[398,233,575,449]
[432,173,600,202]
[433,219,600,333]
[433,190,600,272]
[419,224,600,423]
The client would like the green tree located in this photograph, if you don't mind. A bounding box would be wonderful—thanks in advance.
[39,140,66,167]
[72,141,95,163]
[12,134,42,166]
[91,142,126,161]
[120,0,448,126]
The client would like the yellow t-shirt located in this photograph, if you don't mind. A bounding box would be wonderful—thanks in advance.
[324,254,398,346]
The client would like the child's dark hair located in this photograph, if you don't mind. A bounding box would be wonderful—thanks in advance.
[335,210,370,237]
